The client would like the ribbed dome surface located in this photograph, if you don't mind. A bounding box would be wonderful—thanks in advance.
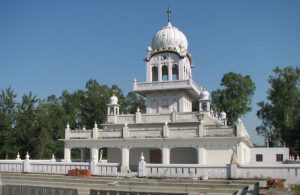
[151,22,188,51]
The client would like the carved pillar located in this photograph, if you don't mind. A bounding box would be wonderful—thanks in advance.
[197,147,206,165]
[168,64,172,81]
[158,64,162,81]
[163,122,169,138]
[121,147,130,172]
[64,147,71,162]
[122,123,129,138]
[162,147,170,164]
[198,121,205,137]
[90,148,99,162]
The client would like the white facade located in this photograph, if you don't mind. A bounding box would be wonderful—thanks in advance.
[250,147,289,164]
[61,14,263,173]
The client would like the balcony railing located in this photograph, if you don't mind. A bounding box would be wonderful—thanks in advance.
[67,124,236,139]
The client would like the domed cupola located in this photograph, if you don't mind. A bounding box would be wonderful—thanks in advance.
[151,22,188,52]
[109,94,118,105]
[107,94,119,116]
[145,8,192,62]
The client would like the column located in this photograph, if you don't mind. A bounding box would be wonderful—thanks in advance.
[64,147,71,162]
[90,148,99,162]
[197,147,206,165]
[168,64,172,81]
[162,147,170,164]
[121,147,130,172]
[236,143,243,164]
[158,64,162,81]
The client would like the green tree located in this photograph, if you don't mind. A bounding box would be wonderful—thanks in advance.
[256,67,300,154]
[0,87,17,159]
[34,95,68,158]
[125,92,145,114]
[211,72,256,125]
[81,80,111,128]
[15,92,40,158]
[60,90,85,129]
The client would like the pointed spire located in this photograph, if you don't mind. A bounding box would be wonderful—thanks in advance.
[140,152,145,161]
[51,153,56,162]
[16,152,21,160]
[94,122,98,129]
[66,122,70,130]
[25,151,30,160]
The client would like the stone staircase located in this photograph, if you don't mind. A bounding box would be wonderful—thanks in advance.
[0,173,260,195]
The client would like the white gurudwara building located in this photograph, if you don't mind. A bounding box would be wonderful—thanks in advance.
[62,10,288,173]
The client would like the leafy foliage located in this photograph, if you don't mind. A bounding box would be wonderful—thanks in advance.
[211,72,256,124]
[256,67,300,154]
[125,92,145,114]
[0,79,145,159]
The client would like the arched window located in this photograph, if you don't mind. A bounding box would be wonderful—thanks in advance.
[162,65,168,81]
[172,64,178,80]
[152,66,158,81]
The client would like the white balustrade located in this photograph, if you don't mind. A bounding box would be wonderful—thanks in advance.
[205,126,235,137]
[68,130,92,139]
[129,128,162,138]
[169,126,198,138]
[0,158,119,177]
[99,129,122,138]
[95,163,118,176]
[0,160,23,172]
[144,164,227,178]
[138,160,300,184]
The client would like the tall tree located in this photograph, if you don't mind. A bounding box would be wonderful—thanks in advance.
[15,92,40,157]
[34,95,68,158]
[257,66,300,153]
[0,87,17,159]
[60,90,85,129]
[211,72,256,125]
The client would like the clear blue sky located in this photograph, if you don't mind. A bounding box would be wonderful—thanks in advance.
[1,1,299,145]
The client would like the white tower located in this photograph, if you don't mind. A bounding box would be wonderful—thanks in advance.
[133,8,203,114]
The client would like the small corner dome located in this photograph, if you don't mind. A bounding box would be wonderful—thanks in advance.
[151,22,188,51]
[200,90,210,100]
[220,111,226,119]
[109,95,118,105]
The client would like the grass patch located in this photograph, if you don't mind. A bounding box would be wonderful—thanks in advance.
[290,184,300,194]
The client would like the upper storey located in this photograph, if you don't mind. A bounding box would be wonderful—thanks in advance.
[134,10,202,113]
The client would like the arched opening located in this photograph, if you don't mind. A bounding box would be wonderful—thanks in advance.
[130,148,161,171]
[162,65,168,81]
[172,64,178,80]
[107,147,121,164]
[71,148,90,162]
[98,147,108,162]
[170,147,197,164]
[152,66,158,82]
[109,107,114,115]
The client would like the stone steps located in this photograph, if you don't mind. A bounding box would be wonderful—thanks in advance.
[0,173,260,195]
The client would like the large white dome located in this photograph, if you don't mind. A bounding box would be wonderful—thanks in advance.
[151,22,188,51]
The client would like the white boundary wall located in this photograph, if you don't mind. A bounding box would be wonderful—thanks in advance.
[138,160,300,184]
[0,158,118,176]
